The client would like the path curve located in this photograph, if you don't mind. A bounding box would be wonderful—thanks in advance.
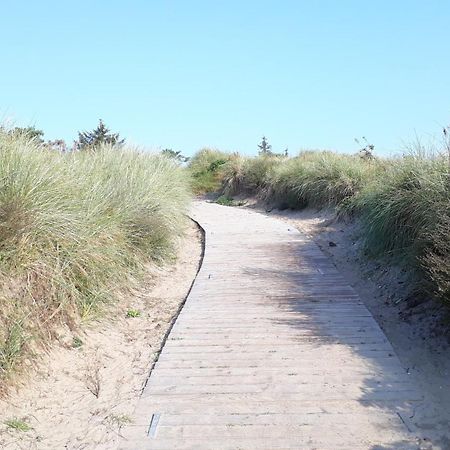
[120,201,422,449]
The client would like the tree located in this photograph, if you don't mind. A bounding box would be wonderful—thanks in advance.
[9,126,45,144]
[75,119,125,150]
[258,136,272,156]
[3,124,69,152]
[161,148,189,163]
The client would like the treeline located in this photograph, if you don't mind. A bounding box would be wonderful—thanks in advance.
[3,121,191,162]
[3,119,124,152]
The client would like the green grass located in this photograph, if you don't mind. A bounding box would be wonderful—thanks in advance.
[4,418,32,432]
[218,151,382,210]
[106,413,133,427]
[0,131,190,390]
[215,195,246,207]
[347,151,450,301]
[0,321,27,376]
[262,151,381,209]
[126,309,141,318]
[187,148,231,194]
[221,154,281,196]
[348,155,444,257]
[72,337,83,348]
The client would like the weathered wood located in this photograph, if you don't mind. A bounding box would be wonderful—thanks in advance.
[118,202,422,449]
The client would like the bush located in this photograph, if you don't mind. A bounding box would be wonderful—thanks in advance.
[188,148,230,194]
[0,132,190,387]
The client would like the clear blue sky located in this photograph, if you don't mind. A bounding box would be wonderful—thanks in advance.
[1,1,450,156]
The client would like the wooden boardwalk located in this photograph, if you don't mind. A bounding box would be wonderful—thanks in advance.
[119,201,422,449]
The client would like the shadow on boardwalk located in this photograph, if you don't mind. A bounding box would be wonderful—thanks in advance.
[244,238,429,448]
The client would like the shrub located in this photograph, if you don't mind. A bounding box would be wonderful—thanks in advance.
[215,195,235,206]
[188,148,230,194]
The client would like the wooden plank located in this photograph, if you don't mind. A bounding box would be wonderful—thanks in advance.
[120,201,421,449]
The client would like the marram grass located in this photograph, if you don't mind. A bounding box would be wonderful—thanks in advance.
[188,148,231,194]
[0,132,190,389]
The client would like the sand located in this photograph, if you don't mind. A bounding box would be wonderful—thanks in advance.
[0,220,203,450]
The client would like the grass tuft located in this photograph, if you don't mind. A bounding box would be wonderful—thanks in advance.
[187,148,231,194]
[125,309,141,318]
[71,337,83,348]
[4,418,32,432]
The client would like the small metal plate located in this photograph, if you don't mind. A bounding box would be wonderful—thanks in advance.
[147,413,161,438]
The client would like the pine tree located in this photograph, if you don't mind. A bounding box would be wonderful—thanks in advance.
[258,136,272,156]
[75,119,125,150]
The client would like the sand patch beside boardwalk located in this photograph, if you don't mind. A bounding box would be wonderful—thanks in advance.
[0,221,203,450]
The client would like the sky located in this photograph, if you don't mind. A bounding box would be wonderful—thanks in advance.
[1,1,450,156]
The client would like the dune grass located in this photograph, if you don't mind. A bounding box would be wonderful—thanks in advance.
[263,152,379,209]
[187,148,232,194]
[221,154,280,196]
[348,151,450,301]
[0,132,190,389]
[220,151,381,208]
